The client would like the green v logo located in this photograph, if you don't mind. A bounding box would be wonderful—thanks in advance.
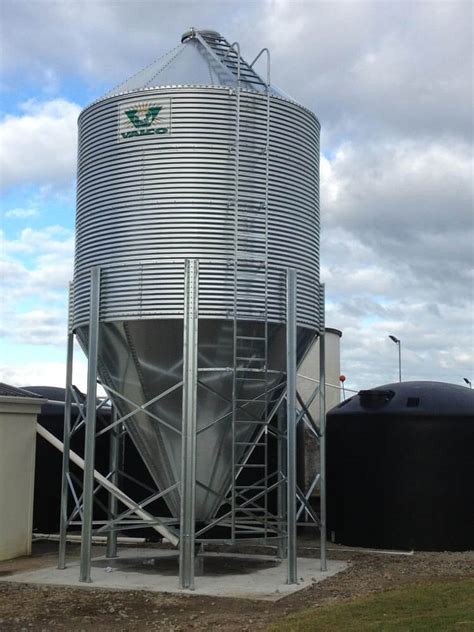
[125,106,162,128]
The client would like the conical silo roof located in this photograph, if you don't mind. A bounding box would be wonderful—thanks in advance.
[98,28,294,103]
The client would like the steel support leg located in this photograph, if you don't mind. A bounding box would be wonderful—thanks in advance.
[106,407,120,559]
[286,268,298,584]
[277,404,287,560]
[79,267,101,583]
[319,284,327,572]
[179,259,199,590]
[58,290,74,570]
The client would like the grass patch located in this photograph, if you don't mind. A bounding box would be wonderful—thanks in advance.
[266,578,474,631]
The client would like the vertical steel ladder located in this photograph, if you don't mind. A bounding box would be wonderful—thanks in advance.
[230,44,272,541]
[194,30,273,541]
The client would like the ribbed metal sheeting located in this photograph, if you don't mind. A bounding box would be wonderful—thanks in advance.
[73,87,321,331]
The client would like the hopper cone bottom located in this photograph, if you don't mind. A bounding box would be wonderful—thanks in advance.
[77,319,314,523]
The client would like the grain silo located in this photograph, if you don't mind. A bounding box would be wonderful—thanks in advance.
[56,28,324,588]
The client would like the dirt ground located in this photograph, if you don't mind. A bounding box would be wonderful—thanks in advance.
[0,537,472,631]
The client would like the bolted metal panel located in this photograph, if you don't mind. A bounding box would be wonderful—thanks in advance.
[73,88,320,330]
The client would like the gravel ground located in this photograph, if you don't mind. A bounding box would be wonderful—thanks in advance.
[0,539,472,631]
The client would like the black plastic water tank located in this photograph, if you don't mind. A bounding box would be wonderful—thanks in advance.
[326,381,474,551]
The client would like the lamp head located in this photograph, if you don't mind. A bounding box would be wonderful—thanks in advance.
[388,335,400,344]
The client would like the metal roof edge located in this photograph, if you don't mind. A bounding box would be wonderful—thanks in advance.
[326,327,343,337]
[79,84,318,124]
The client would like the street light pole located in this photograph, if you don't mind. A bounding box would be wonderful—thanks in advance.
[388,335,402,383]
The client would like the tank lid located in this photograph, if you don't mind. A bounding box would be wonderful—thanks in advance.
[181,28,222,43]
[358,389,395,409]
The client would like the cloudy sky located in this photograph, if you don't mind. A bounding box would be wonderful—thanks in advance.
[0,0,473,392]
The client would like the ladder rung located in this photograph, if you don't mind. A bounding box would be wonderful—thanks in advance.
[236,225,265,234]
[237,272,265,290]
[235,508,266,513]
[231,66,259,75]
[224,61,260,75]
[236,273,266,281]
[236,336,266,341]
[237,211,266,219]
[216,46,239,54]
[219,58,244,67]
[203,34,223,41]
[236,363,266,367]
[238,202,266,209]
[236,252,266,261]
[235,463,266,468]
[239,192,266,200]
[237,221,265,229]
[236,291,265,297]
[232,72,266,85]
[235,441,266,446]
[237,228,265,237]
[236,259,265,266]
[240,141,267,149]
[235,299,265,304]
[235,419,267,425]
[238,233,266,241]
[236,258,266,265]
[236,356,265,361]
[236,266,265,274]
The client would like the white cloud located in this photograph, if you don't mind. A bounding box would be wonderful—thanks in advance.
[0,0,472,393]
[1,184,74,220]
[320,138,474,305]
[0,309,65,346]
[318,136,473,390]
[0,352,89,392]
[0,1,263,90]
[1,225,73,256]
[322,225,474,390]
[4,207,39,218]
[0,225,74,347]
[322,140,473,233]
[259,0,473,141]
[0,99,80,189]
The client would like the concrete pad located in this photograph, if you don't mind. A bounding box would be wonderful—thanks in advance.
[3,547,347,601]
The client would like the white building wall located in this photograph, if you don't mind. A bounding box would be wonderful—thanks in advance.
[298,328,342,419]
[297,328,342,495]
[0,398,43,561]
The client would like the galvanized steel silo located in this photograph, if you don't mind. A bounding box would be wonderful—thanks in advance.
[73,29,322,524]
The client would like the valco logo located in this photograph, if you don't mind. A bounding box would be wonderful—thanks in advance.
[118,99,171,141]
